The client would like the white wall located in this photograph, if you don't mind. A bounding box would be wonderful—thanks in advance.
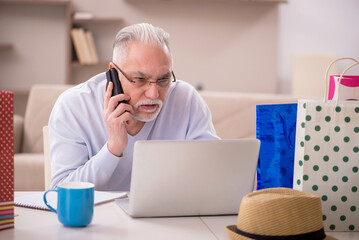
[3,0,359,116]
[0,3,69,116]
[0,4,68,92]
[71,0,280,93]
[1,1,281,116]
[278,0,359,94]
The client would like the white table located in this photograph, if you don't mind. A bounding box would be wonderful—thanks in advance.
[1,192,358,240]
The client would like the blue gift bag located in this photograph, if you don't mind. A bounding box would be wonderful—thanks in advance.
[256,103,297,189]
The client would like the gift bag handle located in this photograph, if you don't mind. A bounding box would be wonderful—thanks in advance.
[279,112,295,148]
[324,57,358,102]
[335,61,359,105]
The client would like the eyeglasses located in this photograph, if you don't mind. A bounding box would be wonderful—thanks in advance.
[110,62,176,88]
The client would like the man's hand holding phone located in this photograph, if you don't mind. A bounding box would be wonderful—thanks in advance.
[103,82,133,157]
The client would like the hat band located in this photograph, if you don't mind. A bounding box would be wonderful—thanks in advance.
[235,227,326,240]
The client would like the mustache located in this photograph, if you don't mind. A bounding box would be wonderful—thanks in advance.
[134,99,163,110]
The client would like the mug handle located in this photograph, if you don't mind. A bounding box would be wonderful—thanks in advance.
[43,189,58,213]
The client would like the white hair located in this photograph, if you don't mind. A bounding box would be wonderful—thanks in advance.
[112,23,172,66]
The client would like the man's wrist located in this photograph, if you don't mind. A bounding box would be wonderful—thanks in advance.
[107,142,123,157]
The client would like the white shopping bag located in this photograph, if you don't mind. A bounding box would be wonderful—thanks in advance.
[293,60,359,232]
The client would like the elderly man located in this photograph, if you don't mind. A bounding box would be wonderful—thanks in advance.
[49,23,219,191]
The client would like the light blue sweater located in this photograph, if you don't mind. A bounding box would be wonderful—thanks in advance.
[49,72,219,191]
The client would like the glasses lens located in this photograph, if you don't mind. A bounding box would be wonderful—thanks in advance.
[128,72,175,88]
[158,79,170,87]
[133,78,147,88]
[133,78,171,88]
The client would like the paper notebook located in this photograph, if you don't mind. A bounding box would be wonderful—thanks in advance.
[15,191,127,211]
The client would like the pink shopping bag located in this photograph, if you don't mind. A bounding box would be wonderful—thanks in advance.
[326,57,359,101]
[328,75,359,100]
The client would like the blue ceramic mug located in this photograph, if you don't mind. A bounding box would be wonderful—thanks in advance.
[43,182,94,227]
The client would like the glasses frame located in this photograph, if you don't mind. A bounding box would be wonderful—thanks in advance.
[110,62,176,87]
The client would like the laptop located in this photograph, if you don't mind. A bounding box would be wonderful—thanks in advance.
[115,139,260,217]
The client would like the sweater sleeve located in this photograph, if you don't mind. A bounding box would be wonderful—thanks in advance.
[49,88,121,190]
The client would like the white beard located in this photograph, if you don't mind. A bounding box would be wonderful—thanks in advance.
[131,99,163,122]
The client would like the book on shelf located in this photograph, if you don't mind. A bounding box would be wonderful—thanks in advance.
[85,30,99,64]
[77,28,92,64]
[71,39,79,62]
[70,28,86,64]
[70,28,99,65]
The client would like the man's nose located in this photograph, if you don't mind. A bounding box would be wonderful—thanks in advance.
[144,82,159,100]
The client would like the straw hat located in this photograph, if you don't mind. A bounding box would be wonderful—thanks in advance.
[226,188,336,240]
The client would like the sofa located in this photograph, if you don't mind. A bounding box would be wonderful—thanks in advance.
[14,85,74,191]
[14,84,298,191]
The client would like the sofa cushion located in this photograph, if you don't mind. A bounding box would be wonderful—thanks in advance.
[22,84,73,153]
[200,91,298,139]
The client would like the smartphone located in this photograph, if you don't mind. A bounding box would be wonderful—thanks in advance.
[106,68,126,104]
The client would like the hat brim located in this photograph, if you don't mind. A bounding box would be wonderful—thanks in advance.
[226,225,337,240]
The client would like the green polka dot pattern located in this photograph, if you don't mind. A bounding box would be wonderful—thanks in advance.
[293,100,359,231]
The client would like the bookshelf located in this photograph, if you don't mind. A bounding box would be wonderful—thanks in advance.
[0,0,123,88]
[70,16,124,84]
[0,0,124,116]
[1,0,285,116]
